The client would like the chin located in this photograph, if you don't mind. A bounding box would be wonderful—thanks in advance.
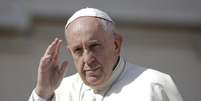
[86,79,102,86]
[84,77,108,90]
[82,76,102,85]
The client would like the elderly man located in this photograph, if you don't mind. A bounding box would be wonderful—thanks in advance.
[29,8,183,101]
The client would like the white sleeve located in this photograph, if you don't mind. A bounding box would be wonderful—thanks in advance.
[164,75,183,101]
[28,90,47,101]
[151,75,183,101]
[151,83,170,101]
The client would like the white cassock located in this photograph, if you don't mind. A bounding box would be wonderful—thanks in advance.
[29,57,183,101]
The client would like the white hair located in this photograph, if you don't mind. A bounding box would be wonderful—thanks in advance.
[98,18,117,36]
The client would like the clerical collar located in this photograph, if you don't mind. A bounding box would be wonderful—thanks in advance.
[82,56,125,92]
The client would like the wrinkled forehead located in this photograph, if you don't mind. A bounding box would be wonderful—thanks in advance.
[67,16,102,30]
[65,17,105,37]
[65,17,109,45]
[65,16,104,36]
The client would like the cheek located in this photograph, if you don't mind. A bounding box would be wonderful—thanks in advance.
[101,48,115,62]
[73,57,83,73]
[101,48,116,72]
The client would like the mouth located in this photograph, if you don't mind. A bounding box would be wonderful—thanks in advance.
[84,66,102,84]
[84,64,101,71]
[84,65,102,78]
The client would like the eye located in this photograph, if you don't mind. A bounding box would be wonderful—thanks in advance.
[90,43,101,49]
[73,47,83,55]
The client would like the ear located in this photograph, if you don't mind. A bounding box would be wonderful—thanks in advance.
[114,33,123,54]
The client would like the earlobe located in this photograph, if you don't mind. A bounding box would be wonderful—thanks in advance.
[114,34,123,54]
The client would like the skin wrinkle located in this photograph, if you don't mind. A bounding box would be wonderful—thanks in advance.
[65,17,116,44]
[65,17,122,89]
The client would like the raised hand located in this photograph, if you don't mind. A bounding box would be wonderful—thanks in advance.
[35,38,68,100]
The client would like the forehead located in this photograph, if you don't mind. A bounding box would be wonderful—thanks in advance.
[66,17,103,35]
[66,17,110,47]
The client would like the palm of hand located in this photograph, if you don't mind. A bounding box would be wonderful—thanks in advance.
[35,38,68,99]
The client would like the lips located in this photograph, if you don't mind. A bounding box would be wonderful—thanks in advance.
[84,65,101,77]
[84,64,101,71]
[83,64,102,84]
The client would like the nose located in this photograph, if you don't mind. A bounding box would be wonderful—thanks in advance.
[83,50,96,66]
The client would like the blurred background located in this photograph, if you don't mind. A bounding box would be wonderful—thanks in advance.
[0,0,201,101]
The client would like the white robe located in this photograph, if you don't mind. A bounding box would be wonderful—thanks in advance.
[29,57,183,101]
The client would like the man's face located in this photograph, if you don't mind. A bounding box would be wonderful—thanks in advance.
[66,17,122,87]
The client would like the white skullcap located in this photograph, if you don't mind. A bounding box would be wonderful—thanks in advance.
[65,8,114,29]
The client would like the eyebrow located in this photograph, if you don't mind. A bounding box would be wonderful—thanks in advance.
[67,40,100,48]
[86,40,100,45]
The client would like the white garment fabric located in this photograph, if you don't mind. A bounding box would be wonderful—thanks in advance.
[28,57,183,101]
[29,90,46,101]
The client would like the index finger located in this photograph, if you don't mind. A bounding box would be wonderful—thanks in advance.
[44,38,59,56]
[53,39,62,61]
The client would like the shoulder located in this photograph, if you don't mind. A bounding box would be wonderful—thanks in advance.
[109,61,182,100]
[120,62,174,85]
[143,68,171,81]
[121,62,182,100]
[127,62,171,79]
[123,62,177,89]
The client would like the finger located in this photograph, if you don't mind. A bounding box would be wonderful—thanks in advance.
[40,54,52,63]
[45,38,59,55]
[44,38,59,56]
[39,55,52,71]
[59,61,68,76]
[53,40,62,62]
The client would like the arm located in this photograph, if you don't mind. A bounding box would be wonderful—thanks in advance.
[28,38,68,101]
[151,75,183,101]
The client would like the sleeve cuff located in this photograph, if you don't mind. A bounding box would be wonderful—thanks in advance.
[32,90,47,101]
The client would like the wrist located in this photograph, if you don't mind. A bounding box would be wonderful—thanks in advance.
[35,87,54,100]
